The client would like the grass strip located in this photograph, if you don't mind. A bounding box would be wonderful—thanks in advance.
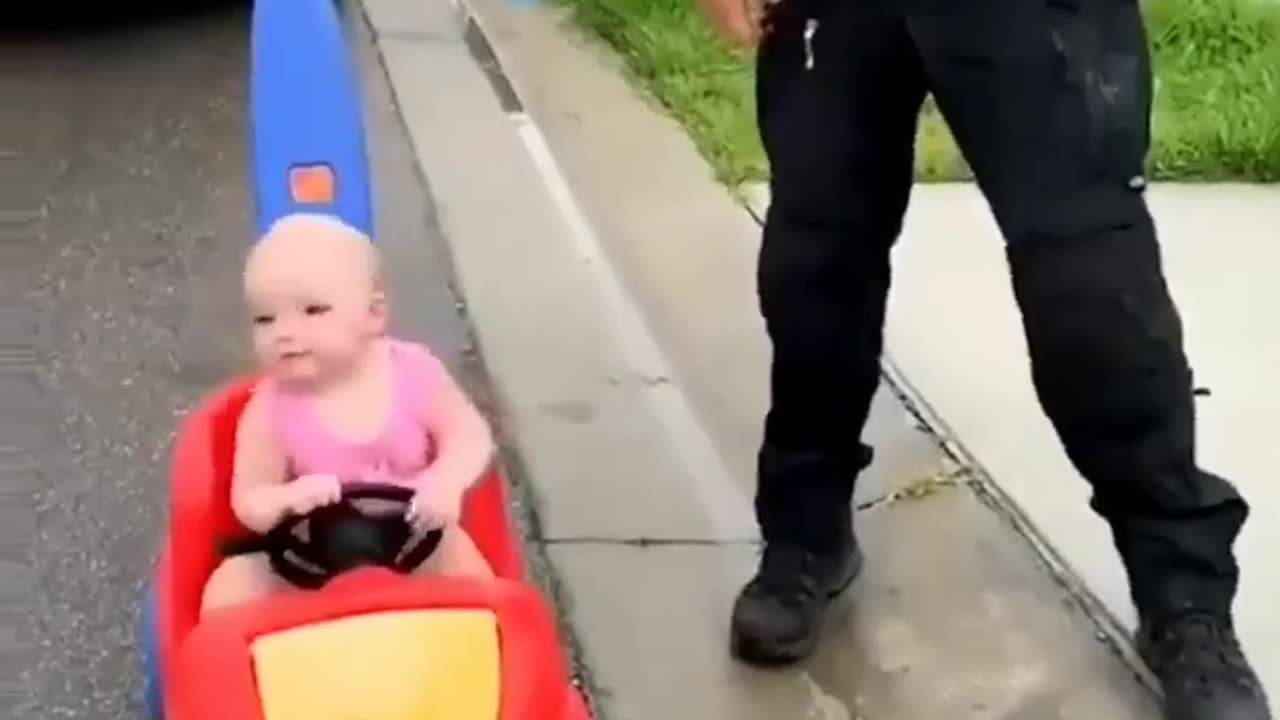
[558,0,1280,184]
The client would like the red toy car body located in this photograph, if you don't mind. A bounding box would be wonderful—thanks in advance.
[142,376,592,720]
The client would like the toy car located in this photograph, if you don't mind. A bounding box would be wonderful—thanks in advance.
[136,0,593,714]
[137,376,594,719]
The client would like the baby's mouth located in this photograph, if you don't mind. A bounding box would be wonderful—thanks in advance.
[279,350,310,361]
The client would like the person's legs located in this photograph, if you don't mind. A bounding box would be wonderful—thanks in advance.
[910,1,1267,716]
[201,552,291,616]
[411,525,494,579]
[730,0,926,664]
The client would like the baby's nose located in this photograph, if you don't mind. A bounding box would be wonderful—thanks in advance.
[270,333,298,351]
[271,323,297,341]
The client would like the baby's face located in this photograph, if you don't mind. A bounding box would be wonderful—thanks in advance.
[244,217,385,385]
[247,280,375,385]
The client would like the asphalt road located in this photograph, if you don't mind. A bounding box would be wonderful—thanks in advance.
[2,4,471,716]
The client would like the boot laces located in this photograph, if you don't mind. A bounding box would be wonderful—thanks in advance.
[756,544,821,606]
[1151,613,1259,698]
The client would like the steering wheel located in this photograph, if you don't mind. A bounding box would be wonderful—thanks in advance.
[260,481,444,590]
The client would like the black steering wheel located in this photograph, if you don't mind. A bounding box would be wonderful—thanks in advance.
[228,481,444,590]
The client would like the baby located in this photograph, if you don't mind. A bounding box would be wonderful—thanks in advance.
[200,213,495,615]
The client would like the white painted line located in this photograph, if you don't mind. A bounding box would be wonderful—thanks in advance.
[508,112,757,542]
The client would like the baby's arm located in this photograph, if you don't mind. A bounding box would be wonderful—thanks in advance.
[416,355,496,495]
[229,388,293,533]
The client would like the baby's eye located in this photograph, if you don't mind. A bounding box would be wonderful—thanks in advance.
[304,303,332,316]
[252,314,274,325]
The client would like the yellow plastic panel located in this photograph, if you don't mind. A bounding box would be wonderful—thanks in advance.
[250,609,500,720]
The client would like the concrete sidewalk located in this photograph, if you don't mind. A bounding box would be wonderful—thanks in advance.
[885,184,1280,689]
[359,0,1168,716]
[747,181,1280,694]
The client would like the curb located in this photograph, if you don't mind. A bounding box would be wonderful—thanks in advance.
[354,2,609,715]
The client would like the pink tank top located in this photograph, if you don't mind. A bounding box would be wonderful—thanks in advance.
[266,339,447,487]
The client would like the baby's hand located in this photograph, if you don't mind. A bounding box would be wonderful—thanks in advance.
[405,479,465,533]
[283,473,343,516]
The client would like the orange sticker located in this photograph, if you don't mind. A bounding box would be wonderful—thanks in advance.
[289,164,335,204]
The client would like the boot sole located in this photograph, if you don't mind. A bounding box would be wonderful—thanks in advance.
[729,546,864,666]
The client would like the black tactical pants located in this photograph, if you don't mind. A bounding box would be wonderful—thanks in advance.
[753,0,1249,621]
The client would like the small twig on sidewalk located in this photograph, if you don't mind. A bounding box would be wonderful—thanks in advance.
[854,464,975,512]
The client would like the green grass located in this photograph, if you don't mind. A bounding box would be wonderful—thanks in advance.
[557,0,1280,184]
[1146,0,1280,179]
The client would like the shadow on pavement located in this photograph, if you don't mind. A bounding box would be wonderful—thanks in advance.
[1,0,249,36]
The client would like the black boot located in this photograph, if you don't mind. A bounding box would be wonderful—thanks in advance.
[729,539,862,664]
[1137,611,1272,720]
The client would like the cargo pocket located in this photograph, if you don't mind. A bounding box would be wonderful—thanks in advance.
[1045,0,1152,189]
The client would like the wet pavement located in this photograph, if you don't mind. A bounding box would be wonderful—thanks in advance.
[1,4,470,716]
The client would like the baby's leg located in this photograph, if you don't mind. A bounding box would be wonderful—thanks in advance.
[201,552,291,616]
[413,525,495,579]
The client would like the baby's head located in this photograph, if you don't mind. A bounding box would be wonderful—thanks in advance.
[244,213,387,386]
